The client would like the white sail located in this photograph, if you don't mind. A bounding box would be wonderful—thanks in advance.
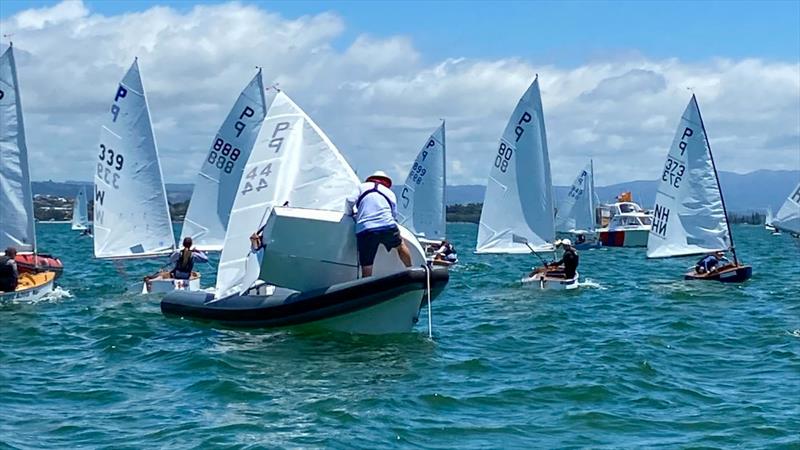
[647,95,729,258]
[476,76,555,253]
[181,70,269,251]
[765,207,774,226]
[215,91,359,297]
[93,58,175,259]
[396,122,446,241]
[773,182,800,234]
[71,186,89,230]
[0,44,36,253]
[555,161,595,233]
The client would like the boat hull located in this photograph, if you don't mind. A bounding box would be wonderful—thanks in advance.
[15,253,64,279]
[0,271,56,302]
[161,267,449,334]
[144,273,201,294]
[598,229,649,247]
[684,264,752,283]
[521,271,580,290]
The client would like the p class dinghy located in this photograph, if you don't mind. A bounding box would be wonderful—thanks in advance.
[0,271,56,303]
[771,183,800,238]
[0,43,63,278]
[555,160,601,250]
[93,58,197,293]
[396,122,456,265]
[647,95,751,283]
[71,186,89,231]
[475,76,575,289]
[162,208,448,334]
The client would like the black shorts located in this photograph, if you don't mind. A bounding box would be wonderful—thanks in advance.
[357,227,402,266]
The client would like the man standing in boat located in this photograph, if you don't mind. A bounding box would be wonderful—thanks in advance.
[347,171,413,277]
[0,247,19,292]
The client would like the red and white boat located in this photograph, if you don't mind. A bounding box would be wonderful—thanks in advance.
[597,201,652,247]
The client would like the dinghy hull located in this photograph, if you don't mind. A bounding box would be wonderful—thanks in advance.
[144,273,202,294]
[161,267,449,334]
[684,264,752,283]
[521,271,579,290]
[0,271,56,302]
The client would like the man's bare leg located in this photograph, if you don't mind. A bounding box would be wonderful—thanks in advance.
[397,242,412,267]
[361,265,373,278]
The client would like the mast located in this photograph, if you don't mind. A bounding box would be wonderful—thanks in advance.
[693,95,738,265]
[441,119,447,238]
[589,159,595,231]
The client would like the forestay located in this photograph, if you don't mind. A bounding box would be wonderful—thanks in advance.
[476,76,555,253]
[214,91,359,297]
[71,186,89,230]
[181,70,269,251]
[647,95,729,258]
[555,161,595,233]
[93,58,175,259]
[773,182,800,234]
[396,122,446,241]
[0,44,36,253]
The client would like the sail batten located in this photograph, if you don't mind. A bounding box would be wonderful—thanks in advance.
[647,95,729,259]
[181,70,269,250]
[476,77,555,253]
[93,59,175,259]
[397,122,446,240]
[214,91,359,297]
[0,44,36,253]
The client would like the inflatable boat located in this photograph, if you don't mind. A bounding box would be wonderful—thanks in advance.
[162,267,448,332]
[163,207,450,334]
[15,253,64,279]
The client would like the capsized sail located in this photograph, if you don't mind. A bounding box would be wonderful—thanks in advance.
[476,76,555,253]
[181,70,269,251]
[71,186,89,230]
[93,58,175,259]
[773,182,800,234]
[396,121,446,241]
[214,91,359,297]
[556,160,595,233]
[647,95,729,259]
[0,44,36,253]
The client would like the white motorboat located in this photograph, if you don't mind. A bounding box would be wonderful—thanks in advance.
[597,201,652,247]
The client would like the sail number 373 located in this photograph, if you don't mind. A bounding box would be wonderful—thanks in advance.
[662,157,685,189]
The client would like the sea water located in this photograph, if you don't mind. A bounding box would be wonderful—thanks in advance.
[1,223,798,448]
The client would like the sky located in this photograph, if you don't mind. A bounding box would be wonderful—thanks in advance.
[1,0,798,186]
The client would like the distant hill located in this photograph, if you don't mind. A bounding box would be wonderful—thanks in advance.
[447,170,798,213]
[32,169,798,213]
[33,181,194,203]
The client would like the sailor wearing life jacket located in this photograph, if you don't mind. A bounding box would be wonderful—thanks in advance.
[168,237,209,280]
[0,247,20,292]
[347,171,413,277]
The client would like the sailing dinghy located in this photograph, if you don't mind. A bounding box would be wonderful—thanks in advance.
[0,43,61,291]
[396,122,456,265]
[772,183,800,238]
[93,58,192,293]
[71,185,89,231]
[556,160,601,249]
[162,91,448,334]
[180,69,269,251]
[647,95,751,283]
[474,76,576,289]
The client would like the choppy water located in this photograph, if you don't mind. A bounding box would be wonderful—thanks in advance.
[1,223,798,449]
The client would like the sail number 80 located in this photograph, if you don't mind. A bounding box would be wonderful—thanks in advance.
[494,142,513,173]
[207,138,242,174]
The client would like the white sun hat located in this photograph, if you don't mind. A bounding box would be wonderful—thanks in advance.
[366,170,393,187]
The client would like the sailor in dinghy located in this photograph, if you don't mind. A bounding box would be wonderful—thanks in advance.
[518,237,580,290]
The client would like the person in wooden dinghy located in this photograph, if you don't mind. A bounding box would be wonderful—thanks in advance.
[693,251,730,275]
[532,239,579,279]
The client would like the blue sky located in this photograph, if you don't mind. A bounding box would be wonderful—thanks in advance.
[3,0,799,65]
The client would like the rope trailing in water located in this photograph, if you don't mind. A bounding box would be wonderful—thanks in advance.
[425,264,433,340]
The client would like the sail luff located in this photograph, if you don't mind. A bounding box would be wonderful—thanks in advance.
[693,95,738,265]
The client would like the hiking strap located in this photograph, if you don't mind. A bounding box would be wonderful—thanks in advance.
[356,182,392,209]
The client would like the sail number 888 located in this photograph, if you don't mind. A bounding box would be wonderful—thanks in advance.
[207,138,242,174]
[494,142,513,173]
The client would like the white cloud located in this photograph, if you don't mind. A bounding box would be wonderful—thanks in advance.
[2,0,798,187]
